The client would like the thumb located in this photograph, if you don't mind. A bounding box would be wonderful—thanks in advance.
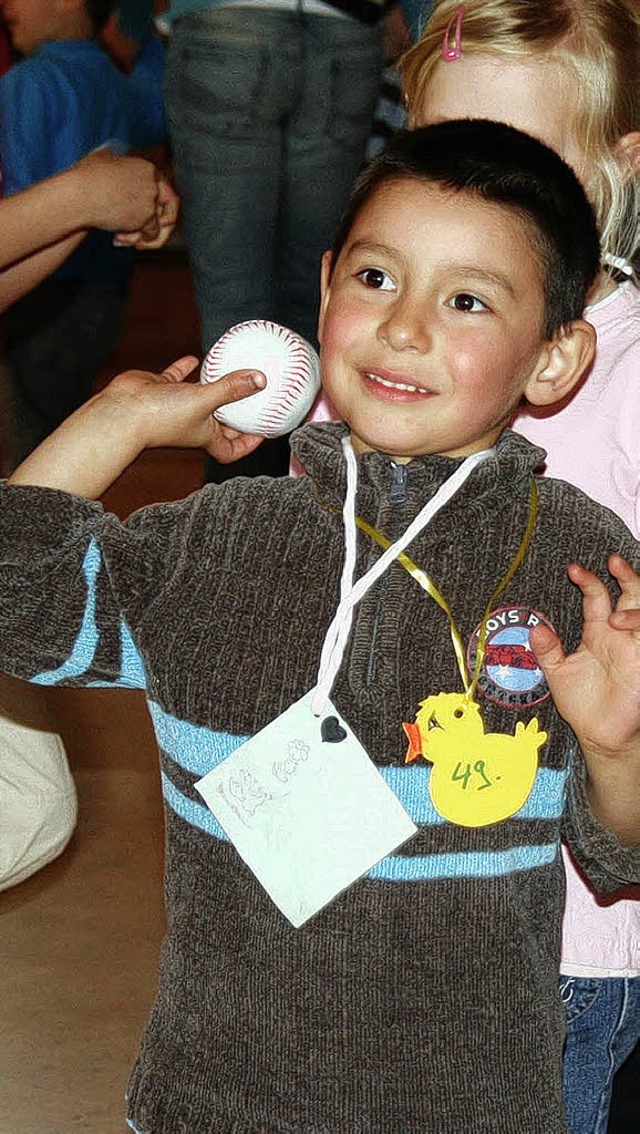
[202,368,267,409]
[529,622,567,675]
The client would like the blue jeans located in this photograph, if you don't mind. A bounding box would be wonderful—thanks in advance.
[560,974,640,1133]
[165,6,382,353]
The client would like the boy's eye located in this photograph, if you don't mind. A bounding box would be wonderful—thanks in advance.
[449,293,487,313]
[357,268,396,291]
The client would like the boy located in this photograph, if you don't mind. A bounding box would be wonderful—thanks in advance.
[0,0,166,467]
[1,121,640,1133]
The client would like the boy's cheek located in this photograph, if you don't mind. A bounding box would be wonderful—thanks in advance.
[321,292,374,347]
[317,308,358,365]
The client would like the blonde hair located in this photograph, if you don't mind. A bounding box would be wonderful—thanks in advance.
[400,0,640,265]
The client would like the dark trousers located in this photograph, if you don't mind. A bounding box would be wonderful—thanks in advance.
[1,278,126,472]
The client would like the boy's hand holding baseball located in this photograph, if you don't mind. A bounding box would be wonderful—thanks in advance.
[109,357,266,456]
[530,555,640,845]
[9,359,266,499]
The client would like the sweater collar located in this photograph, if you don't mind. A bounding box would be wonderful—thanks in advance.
[290,422,547,511]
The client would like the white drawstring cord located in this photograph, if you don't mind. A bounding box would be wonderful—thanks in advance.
[311,438,493,717]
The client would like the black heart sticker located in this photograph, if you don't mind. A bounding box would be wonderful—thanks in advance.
[321,716,347,743]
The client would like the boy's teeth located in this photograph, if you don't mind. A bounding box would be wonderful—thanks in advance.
[366,372,422,393]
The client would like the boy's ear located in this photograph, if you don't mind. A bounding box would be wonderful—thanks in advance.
[524,320,596,407]
[317,251,334,345]
[616,132,640,178]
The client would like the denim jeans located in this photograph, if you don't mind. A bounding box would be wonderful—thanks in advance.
[165,6,382,481]
[165,6,382,354]
[560,974,640,1133]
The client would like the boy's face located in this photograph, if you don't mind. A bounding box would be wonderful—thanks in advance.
[1,0,70,53]
[416,54,588,185]
[318,177,550,461]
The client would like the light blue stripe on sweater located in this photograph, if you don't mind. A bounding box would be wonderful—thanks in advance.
[161,769,558,881]
[86,620,149,689]
[367,841,558,882]
[162,771,229,841]
[514,766,566,819]
[148,700,567,826]
[30,539,148,689]
[33,538,101,684]
[149,701,250,776]
[380,765,567,824]
[118,620,147,688]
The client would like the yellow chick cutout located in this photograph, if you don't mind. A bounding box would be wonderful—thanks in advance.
[403,693,547,828]
[352,479,546,829]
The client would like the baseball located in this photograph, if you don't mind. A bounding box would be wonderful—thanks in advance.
[200,320,321,438]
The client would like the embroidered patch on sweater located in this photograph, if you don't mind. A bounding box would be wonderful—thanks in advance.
[467,606,553,708]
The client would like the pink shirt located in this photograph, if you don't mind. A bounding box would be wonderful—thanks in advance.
[515,283,640,538]
[515,282,640,977]
[298,282,640,976]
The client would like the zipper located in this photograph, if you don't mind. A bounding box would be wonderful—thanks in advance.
[389,462,408,505]
[365,461,408,684]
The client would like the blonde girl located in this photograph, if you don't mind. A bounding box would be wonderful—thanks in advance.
[401,0,640,273]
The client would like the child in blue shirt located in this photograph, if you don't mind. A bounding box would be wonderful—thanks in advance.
[0,0,166,466]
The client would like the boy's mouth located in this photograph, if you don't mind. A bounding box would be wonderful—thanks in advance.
[364,371,434,398]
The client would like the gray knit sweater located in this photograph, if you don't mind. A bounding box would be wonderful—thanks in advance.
[1,424,639,1134]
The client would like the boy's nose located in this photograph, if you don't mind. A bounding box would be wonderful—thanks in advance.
[378,298,431,353]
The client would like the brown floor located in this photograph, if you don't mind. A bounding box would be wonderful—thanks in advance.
[0,248,204,1133]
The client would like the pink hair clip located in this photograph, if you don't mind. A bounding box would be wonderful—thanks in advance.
[442,5,464,61]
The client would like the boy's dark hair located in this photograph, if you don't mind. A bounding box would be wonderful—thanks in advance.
[85,0,116,31]
[332,120,601,338]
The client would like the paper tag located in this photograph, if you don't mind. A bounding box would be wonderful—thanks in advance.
[195,691,417,927]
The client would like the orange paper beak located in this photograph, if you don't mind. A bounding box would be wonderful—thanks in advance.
[403,720,423,764]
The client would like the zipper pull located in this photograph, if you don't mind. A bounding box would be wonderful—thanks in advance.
[389,462,408,504]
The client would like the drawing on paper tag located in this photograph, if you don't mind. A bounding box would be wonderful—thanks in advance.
[195,690,417,927]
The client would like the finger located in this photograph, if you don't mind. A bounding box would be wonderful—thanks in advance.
[157,176,178,206]
[113,231,141,247]
[134,222,175,251]
[203,369,266,409]
[162,356,200,383]
[567,562,613,623]
[210,432,265,465]
[528,622,568,675]
[139,213,161,239]
[609,607,640,632]
[157,178,180,222]
[608,555,640,611]
[161,200,180,224]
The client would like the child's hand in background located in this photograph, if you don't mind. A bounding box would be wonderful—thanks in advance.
[75,150,167,237]
[113,173,180,250]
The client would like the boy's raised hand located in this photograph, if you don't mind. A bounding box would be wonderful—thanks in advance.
[105,357,266,454]
[530,555,640,844]
[10,359,266,499]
